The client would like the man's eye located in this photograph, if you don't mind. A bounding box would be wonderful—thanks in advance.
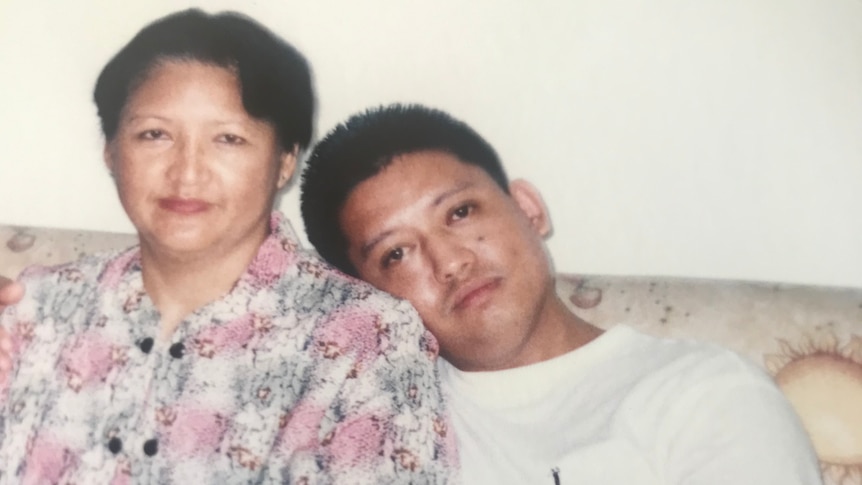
[219,134,246,145]
[382,248,404,268]
[451,204,474,221]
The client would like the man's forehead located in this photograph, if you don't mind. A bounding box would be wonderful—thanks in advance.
[344,150,500,214]
[381,151,493,186]
[343,158,488,254]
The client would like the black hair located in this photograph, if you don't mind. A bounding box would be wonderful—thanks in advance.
[300,103,508,276]
[94,8,314,151]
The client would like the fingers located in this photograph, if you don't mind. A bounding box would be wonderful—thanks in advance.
[0,327,11,374]
[0,277,25,308]
[0,328,11,352]
[0,277,22,378]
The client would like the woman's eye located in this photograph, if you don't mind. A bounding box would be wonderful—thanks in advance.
[219,134,246,145]
[139,129,166,140]
[381,248,404,269]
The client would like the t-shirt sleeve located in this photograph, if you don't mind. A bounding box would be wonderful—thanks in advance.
[660,354,822,485]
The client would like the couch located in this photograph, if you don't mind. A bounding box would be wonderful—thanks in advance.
[2,222,861,484]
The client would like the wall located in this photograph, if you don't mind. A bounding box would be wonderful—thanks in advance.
[0,0,860,287]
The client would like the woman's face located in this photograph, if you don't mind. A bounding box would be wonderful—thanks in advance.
[105,60,295,260]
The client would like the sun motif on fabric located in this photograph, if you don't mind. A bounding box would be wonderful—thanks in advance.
[765,333,862,485]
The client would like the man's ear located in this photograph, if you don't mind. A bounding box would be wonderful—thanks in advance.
[509,179,552,237]
[103,143,116,173]
[276,144,299,189]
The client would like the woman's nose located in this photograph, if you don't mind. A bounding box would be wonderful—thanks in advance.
[168,138,207,184]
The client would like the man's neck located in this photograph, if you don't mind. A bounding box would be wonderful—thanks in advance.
[521,294,604,365]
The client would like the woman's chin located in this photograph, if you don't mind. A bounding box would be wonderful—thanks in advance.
[139,228,219,259]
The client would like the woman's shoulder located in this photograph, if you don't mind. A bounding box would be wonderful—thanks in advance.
[289,248,404,305]
[17,246,139,293]
[266,212,401,304]
[280,249,433,359]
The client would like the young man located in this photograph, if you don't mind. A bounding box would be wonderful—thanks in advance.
[300,104,822,484]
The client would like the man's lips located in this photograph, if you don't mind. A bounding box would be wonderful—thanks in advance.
[158,198,211,214]
[451,277,502,311]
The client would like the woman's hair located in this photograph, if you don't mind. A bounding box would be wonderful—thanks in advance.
[94,8,314,151]
[300,103,508,276]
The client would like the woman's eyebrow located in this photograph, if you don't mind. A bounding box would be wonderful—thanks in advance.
[124,114,171,123]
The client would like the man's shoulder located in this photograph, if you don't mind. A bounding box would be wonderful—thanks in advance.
[611,325,746,364]
[606,325,776,403]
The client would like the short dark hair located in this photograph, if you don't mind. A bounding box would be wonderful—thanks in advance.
[300,103,508,276]
[94,8,314,151]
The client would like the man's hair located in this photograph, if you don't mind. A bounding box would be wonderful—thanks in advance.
[300,103,508,276]
[94,8,314,151]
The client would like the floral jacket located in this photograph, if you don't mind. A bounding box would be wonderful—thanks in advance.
[0,212,456,484]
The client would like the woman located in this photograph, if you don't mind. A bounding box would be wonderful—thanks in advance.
[0,10,454,483]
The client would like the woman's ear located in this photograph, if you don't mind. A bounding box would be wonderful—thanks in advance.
[103,143,120,182]
[509,179,552,237]
[276,144,299,189]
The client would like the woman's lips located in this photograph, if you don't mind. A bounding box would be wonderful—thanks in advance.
[158,198,211,214]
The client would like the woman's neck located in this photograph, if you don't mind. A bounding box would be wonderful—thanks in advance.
[139,231,267,340]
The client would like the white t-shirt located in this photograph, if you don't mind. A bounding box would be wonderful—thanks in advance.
[440,325,821,485]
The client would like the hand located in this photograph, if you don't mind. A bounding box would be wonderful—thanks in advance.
[0,275,24,310]
[0,275,23,377]
[0,326,11,377]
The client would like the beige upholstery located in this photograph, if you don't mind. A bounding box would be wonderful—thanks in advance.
[2,223,861,484]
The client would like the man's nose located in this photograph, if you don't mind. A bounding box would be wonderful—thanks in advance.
[430,236,475,283]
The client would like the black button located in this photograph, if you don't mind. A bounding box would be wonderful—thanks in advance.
[107,437,122,454]
[137,338,154,354]
[143,438,158,457]
[169,342,184,359]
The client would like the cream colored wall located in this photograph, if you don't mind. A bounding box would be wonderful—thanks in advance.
[0,0,860,287]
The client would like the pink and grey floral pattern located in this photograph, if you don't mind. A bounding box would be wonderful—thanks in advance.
[0,212,455,484]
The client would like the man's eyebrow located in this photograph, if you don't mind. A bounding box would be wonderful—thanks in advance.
[360,229,394,261]
[432,181,473,207]
[358,181,475,261]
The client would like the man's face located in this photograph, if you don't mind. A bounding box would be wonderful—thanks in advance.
[339,150,557,371]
